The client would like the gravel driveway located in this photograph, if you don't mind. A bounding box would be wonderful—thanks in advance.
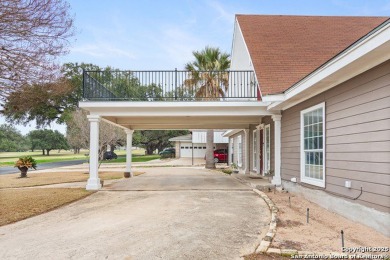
[0,167,270,260]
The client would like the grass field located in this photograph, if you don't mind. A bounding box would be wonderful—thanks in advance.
[0,170,144,188]
[102,154,160,163]
[0,149,152,166]
[0,188,94,226]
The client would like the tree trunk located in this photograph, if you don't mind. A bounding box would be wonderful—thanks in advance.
[146,147,154,155]
[18,166,28,178]
[205,129,215,169]
[42,149,45,155]
[46,149,51,156]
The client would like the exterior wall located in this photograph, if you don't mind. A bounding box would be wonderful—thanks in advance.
[230,21,253,71]
[280,60,390,213]
[261,116,275,174]
[192,131,229,144]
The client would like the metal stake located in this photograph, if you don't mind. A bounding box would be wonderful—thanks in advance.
[289,196,291,207]
[274,184,276,194]
[307,208,309,223]
[341,230,344,248]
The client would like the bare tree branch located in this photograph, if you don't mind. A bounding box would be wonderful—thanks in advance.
[0,0,74,99]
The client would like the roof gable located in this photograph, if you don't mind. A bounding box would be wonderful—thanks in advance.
[236,15,389,96]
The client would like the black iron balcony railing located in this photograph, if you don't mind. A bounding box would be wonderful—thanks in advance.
[82,70,259,101]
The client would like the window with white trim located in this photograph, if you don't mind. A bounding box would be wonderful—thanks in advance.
[253,130,257,171]
[264,124,271,173]
[237,135,242,167]
[300,102,325,187]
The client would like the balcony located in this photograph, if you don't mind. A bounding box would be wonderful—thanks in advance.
[82,70,259,101]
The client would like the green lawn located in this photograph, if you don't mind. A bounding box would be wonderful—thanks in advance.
[0,149,147,167]
[101,154,160,163]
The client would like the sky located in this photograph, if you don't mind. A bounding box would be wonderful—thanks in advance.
[1,0,389,135]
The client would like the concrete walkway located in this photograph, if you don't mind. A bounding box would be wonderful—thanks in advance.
[0,167,270,260]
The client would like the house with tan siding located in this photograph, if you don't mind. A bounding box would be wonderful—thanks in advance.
[225,15,390,235]
[79,14,389,236]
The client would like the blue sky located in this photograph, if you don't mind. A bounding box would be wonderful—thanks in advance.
[2,0,390,134]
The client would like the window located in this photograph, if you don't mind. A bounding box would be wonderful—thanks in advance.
[253,130,257,171]
[301,102,325,187]
[264,125,271,173]
[237,135,242,167]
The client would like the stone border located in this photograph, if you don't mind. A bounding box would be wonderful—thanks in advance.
[252,189,278,253]
[252,189,355,259]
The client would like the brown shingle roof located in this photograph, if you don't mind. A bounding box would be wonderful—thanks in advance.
[236,15,389,96]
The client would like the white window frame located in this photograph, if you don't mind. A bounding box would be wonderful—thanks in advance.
[237,135,242,167]
[253,130,257,171]
[263,124,271,174]
[300,102,326,187]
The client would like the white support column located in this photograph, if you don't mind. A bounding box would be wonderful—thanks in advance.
[271,115,282,186]
[86,115,101,190]
[244,129,250,174]
[124,129,134,178]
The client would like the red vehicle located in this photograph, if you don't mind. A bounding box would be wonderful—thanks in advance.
[213,149,228,163]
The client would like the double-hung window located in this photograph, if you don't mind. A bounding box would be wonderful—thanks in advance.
[300,102,325,187]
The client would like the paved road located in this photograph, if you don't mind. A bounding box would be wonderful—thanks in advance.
[0,159,86,175]
[0,167,270,260]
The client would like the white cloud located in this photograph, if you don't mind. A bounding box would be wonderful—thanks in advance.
[71,43,136,60]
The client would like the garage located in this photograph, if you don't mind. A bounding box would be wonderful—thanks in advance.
[179,142,208,158]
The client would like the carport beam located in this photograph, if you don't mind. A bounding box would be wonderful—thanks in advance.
[125,129,134,177]
[86,115,102,190]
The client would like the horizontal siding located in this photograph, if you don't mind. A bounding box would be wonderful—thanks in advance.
[327,168,390,184]
[281,60,390,212]
[327,175,390,196]
[327,130,390,145]
[325,183,390,213]
[327,151,390,163]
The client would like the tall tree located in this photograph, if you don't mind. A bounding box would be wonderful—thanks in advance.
[133,130,189,155]
[0,0,74,99]
[27,129,69,155]
[2,62,101,127]
[0,124,29,152]
[184,46,230,169]
[66,109,126,159]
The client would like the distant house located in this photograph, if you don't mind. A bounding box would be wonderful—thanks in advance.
[226,15,390,235]
[169,130,228,159]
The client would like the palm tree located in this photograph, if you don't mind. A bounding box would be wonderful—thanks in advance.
[184,46,230,169]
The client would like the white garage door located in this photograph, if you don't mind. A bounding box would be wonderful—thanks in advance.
[180,143,207,158]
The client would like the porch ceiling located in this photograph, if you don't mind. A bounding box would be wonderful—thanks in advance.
[79,101,276,130]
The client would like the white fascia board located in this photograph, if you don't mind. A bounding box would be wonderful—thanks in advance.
[223,129,242,137]
[79,101,269,109]
[79,101,273,117]
[267,20,390,111]
[261,94,285,102]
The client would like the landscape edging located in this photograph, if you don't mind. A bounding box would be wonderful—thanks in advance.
[252,188,278,253]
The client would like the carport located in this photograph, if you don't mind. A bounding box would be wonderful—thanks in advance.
[79,70,282,190]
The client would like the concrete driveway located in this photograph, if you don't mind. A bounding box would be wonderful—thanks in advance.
[0,167,270,260]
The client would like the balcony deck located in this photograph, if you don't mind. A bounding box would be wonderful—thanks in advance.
[82,70,260,101]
